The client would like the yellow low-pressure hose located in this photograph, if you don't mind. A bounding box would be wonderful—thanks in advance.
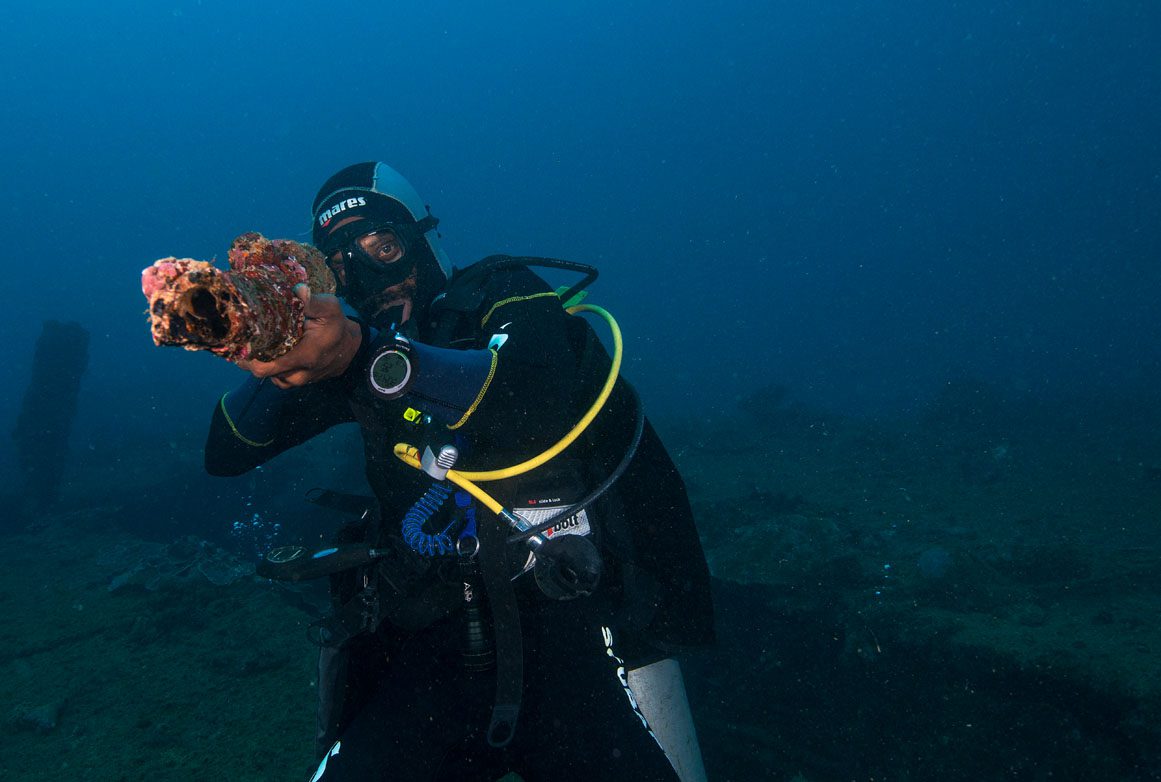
[393,443,506,516]
[456,304,621,482]
[393,303,622,512]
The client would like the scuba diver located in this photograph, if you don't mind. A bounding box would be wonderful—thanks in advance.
[204,162,714,781]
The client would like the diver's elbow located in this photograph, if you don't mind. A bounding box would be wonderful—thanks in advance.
[204,450,254,477]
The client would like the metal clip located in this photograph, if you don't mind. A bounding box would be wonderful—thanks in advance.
[421,444,459,480]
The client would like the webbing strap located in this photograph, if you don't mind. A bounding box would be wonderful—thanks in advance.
[311,581,380,648]
[478,509,523,747]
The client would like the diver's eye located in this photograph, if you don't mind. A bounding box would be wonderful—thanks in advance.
[358,230,405,264]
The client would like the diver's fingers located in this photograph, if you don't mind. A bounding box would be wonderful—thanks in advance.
[270,369,313,389]
[303,292,345,322]
[237,354,300,379]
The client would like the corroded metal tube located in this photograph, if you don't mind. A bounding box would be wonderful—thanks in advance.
[141,232,336,362]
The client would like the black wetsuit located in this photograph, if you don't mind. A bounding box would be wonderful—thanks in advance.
[205,261,713,781]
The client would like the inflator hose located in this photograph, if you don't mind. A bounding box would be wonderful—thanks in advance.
[393,304,625,519]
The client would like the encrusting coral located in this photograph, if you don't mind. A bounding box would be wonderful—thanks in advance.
[141,232,336,362]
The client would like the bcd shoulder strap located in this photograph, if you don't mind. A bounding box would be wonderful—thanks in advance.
[432,255,599,326]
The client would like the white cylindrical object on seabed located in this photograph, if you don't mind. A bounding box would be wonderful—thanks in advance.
[627,658,708,782]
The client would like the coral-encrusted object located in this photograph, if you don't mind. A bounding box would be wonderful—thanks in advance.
[141,233,336,362]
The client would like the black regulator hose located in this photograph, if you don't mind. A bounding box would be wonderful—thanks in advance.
[506,382,646,546]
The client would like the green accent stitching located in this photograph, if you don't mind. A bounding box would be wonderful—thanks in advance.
[219,393,276,448]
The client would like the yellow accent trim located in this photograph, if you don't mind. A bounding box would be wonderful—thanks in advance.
[447,349,499,430]
[394,305,623,508]
[219,393,275,448]
[480,291,560,328]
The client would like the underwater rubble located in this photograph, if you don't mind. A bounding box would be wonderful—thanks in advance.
[672,384,1161,781]
[0,516,318,780]
[99,536,255,593]
[0,382,1159,780]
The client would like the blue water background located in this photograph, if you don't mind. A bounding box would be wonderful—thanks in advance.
[0,0,1158,483]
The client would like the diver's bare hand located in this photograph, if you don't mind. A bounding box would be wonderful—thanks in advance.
[236,285,362,388]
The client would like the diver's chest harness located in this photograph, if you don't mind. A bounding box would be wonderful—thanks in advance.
[258,256,644,748]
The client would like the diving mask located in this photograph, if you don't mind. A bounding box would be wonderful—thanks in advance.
[326,226,418,319]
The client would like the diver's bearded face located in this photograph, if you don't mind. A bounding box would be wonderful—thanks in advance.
[354,267,419,326]
[328,227,419,326]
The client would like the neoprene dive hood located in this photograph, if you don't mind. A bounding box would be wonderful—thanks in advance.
[311,161,451,275]
[311,162,452,326]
